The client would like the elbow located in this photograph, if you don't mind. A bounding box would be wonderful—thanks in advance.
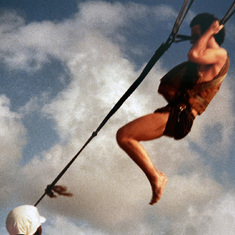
[187,50,199,62]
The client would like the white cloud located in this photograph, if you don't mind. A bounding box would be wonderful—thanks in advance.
[1,1,234,234]
[168,193,235,235]
[0,95,26,166]
[0,10,25,33]
[18,92,50,117]
[0,2,178,72]
[43,215,106,235]
[0,95,26,208]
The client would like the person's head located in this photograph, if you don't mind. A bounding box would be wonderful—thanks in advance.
[6,205,46,235]
[190,13,225,45]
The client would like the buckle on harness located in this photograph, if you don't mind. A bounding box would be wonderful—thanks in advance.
[178,104,187,112]
[177,104,187,123]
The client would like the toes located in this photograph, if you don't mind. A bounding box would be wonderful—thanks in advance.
[149,176,168,205]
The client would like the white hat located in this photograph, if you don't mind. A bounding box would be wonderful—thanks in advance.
[6,205,46,235]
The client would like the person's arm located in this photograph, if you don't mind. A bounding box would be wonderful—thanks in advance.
[188,20,227,65]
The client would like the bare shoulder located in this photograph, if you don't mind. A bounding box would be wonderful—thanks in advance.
[218,47,228,63]
[217,47,228,60]
[214,47,228,70]
[197,47,228,82]
[188,46,227,66]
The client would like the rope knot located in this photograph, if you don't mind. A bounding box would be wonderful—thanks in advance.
[45,185,73,198]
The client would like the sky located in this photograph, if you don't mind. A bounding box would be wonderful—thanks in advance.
[0,0,234,234]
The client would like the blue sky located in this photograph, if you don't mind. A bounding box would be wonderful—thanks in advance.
[0,1,234,234]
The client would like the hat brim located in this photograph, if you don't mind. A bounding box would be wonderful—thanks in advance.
[40,216,46,224]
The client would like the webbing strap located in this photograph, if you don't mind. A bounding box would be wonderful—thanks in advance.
[175,0,235,43]
[187,72,226,108]
[171,0,195,41]
[220,1,235,25]
[187,73,227,97]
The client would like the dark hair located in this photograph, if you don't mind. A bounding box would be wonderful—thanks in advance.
[190,13,225,45]
[34,226,42,235]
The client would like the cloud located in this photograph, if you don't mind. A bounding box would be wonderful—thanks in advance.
[0,95,26,166]
[43,214,106,235]
[0,95,26,207]
[1,1,235,234]
[0,10,25,33]
[0,2,179,72]
[169,193,235,235]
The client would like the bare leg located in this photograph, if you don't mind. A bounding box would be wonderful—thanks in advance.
[116,112,169,205]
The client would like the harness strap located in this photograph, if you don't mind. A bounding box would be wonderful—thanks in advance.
[171,0,195,42]
[188,73,227,97]
[175,1,235,43]
[220,1,235,25]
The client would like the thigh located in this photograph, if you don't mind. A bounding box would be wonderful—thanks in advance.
[119,112,170,141]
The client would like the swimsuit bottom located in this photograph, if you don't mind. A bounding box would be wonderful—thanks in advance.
[155,103,195,140]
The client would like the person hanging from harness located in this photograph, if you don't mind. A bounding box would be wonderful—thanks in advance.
[116,13,230,205]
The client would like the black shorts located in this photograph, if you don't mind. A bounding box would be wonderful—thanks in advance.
[155,104,195,140]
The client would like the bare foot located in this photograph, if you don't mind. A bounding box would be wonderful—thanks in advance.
[149,172,168,205]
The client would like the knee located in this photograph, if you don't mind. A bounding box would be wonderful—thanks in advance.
[116,127,128,147]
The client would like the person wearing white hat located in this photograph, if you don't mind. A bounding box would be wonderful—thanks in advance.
[5,205,46,235]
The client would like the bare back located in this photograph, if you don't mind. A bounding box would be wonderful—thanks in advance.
[197,54,227,83]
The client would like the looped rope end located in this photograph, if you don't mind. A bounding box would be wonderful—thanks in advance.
[45,185,73,198]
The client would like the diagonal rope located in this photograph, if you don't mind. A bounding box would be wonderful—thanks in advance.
[220,0,235,25]
[171,0,195,41]
[175,0,235,43]
[34,0,194,207]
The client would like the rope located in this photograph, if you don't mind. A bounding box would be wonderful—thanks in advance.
[220,0,235,25]
[175,0,235,43]
[34,0,194,207]
[171,0,195,41]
